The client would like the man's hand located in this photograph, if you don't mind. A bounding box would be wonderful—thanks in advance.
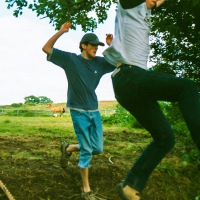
[156,0,165,8]
[60,22,72,33]
[146,0,165,9]
[106,34,113,46]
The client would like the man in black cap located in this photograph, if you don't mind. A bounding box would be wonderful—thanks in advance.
[42,22,114,199]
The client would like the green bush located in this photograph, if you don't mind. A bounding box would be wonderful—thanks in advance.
[159,102,183,124]
[11,103,23,107]
[102,104,142,128]
[103,102,188,132]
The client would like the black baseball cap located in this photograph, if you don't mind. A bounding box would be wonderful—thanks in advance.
[80,33,105,46]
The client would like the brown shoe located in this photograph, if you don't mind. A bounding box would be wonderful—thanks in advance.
[116,183,140,200]
[81,190,96,200]
[60,142,72,169]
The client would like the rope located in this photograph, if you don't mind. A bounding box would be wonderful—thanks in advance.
[0,180,15,200]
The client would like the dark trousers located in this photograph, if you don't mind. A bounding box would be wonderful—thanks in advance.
[112,64,200,192]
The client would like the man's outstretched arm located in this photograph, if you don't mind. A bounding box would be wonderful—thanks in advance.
[42,22,72,55]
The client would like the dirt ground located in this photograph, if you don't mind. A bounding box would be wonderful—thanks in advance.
[0,131,199,200]
[0,137,120,200]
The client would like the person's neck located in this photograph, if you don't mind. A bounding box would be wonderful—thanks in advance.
[81,52,93,60]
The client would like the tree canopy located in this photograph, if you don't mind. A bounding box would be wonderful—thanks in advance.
[24,95,53,104]
[151,0,200,87]
[5,0,200,87]
[5,0,117,31]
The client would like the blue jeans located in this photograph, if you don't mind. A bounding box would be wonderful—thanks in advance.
[112,64,200,192]
[70,109,103,168]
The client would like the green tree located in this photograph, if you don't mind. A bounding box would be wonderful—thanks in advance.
[5,0,117,31]
[24,95,53,104]
[5,0,200,86]
[38,96,53,104]
[150,0,200,87]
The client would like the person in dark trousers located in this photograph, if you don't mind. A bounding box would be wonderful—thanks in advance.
[103,0,200,199]
[42,22,115,200]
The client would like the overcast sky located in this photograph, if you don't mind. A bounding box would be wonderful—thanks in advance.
[0,1,116,106]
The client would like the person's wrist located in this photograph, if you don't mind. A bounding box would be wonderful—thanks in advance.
[58,29,66,35]
[156,0,165,7]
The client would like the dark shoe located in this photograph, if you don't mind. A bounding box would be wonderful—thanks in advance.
[81,190,96,200]
[116,183,140,200]
[60,142,72,168]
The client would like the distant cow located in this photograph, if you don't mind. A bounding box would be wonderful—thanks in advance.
[46,104,65,117]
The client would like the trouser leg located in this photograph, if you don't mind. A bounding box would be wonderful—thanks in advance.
[177,80,200,149]
[112,66,200,191]
[119,99,175,192]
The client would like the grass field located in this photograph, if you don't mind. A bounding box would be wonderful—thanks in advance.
[0,101,199,200]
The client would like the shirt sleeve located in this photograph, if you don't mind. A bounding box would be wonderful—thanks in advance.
[100,57,116,74]
[119,0,145,9]
[47,48,72,69]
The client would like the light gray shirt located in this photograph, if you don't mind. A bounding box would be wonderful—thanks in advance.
[103,2,151,70]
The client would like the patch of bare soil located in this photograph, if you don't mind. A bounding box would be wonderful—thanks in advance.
[0,131,199,200]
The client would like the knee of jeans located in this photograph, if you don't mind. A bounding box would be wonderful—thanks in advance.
[92,146,103,155]
[156,134,175,153]
[183,79,198,95]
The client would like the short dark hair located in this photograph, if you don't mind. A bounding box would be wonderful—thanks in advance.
[79,42,89,52]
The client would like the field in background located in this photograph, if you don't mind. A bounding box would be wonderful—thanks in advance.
[0,101,199,200]
[0,101,118,117]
